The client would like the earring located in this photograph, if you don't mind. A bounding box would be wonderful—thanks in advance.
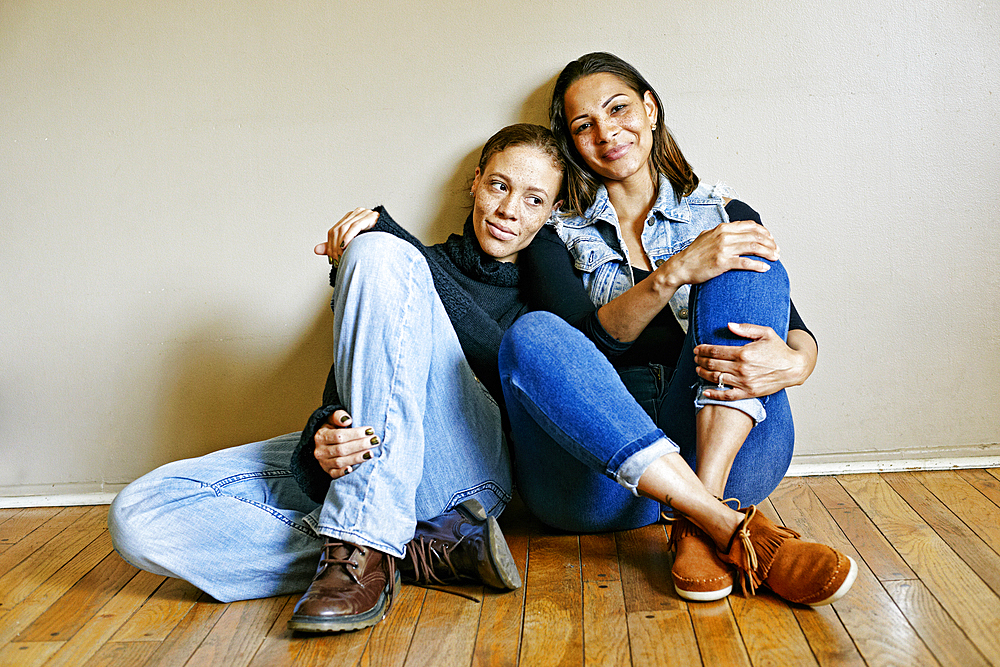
[651,124,657,131]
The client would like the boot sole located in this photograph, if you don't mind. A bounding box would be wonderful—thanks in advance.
[458,499,522,590]
[805,555,858,607]
[287,571,401,633]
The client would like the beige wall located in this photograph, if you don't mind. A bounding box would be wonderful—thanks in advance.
[2,0,999,501]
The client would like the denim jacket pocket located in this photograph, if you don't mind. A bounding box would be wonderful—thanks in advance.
[564,236,622,273]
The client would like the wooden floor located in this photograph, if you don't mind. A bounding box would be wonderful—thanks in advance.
[2,469,1000,666]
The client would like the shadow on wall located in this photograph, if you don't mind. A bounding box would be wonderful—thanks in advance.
[149,303,333,470]
[421,74,556,241]
[136,76,559,479]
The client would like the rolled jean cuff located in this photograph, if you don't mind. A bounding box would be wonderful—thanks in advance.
[694,384,766,424]
[612,436,681,497]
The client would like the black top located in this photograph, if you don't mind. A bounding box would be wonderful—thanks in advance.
[520,199,814,370]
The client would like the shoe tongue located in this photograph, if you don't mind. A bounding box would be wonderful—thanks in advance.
[326,541,356,561]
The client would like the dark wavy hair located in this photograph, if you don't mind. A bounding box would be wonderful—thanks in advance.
[477,123,566,198]
[549,52,698,215]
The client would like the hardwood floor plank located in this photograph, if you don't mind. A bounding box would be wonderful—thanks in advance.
[804,476,859,510]
[472,505,529,667]
[18,551,139,642]
[403,588,482,667]
[182,595,286,667]
[360,584,422,667]
[108,577,203,642]
[883,471,1000,596]
[582,580,629,667]
[0,507,90,578]
[884,579,991,667]
[616,524,679,614]
[0,506,107,611]
[471,586,525,667]
[956,468,1000,508]
[628,609,702,666]
[0,530,118,646]
[0,507,61,545]
[0,641,62,667]
[839,473,1000,663]
[83,641,159,667]
[246,594,373,667]
[140,594,229,667]
[729,592,817,666]
[580,533,620,583]
[770,477,938,667]
[41,569,164,667]
[827,506,915,581]
[518,535,583,667]
[912,470,1000,554]
[688,600,749,667]
[791,605,865,667]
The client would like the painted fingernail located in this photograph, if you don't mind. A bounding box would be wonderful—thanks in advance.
[340,241,345,248]
[340,415,350,423]
[344,466,353,475]
[370,436,380,446]
[365,428,374,436]
[363,452,372,460]
[328,255,334,265]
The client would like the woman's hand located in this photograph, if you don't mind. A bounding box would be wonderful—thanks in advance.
[313,409,381,479]
[660,220,780,287]
[694,324,817,400]
[313,208,379,264]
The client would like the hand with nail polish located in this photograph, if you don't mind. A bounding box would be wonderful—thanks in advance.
[313,409,380,479]
[314,208,379,266]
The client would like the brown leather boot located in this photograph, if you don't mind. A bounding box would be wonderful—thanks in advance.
[399,498,521,590]
[717,506,858,606]
[288,539,399,633]
[668,516,734,601]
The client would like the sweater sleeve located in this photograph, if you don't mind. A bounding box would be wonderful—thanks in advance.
[520,225,632,357]
[724,200,816,346]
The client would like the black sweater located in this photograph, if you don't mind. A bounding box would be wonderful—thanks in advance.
[291,206,529,502]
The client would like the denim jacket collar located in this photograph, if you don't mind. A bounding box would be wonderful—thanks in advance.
[560,176,692,230]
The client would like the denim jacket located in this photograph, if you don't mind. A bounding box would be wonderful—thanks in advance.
[550,177,736,333]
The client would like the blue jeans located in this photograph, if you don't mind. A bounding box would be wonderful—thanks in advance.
[109,232,512,602]
[498,261,793,533]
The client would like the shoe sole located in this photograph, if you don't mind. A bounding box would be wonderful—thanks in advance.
[805,555,858,607]
[458,499,522,590]
[674,582,733,602]
[287,570,401,633]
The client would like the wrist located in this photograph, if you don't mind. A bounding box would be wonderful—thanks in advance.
[654,257,685,293]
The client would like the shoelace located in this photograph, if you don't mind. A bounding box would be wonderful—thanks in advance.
[405,536,481,603]
[318,540,400,614]
[735,506,760,595]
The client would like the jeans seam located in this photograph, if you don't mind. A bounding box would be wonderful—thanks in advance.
[207,471,317,537]
[447,481,512,516]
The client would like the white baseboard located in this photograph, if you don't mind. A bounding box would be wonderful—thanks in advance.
[2,444,998,508]
[0,482,128,509]
[786,442,1000,477]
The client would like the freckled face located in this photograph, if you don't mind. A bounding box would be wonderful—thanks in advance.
[470,145,563,263]
[564,72,658,185]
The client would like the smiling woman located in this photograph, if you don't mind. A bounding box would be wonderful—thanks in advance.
[108,124,566,635]
[496,52,855,608]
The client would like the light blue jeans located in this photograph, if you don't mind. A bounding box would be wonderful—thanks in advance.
[109,232,512,602]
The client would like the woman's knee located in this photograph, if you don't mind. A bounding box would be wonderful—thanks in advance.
[339,232,423,276]
[499,311,577,376]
